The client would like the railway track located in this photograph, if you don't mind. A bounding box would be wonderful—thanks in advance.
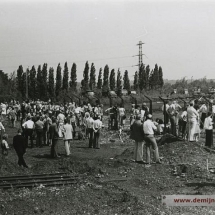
[0,172,78,189]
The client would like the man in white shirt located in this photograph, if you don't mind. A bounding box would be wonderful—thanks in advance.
[22,116,35,148]
[93,116,102,149]
[143,114,161,164]
[85,113,94,148]
[118,104,126,126]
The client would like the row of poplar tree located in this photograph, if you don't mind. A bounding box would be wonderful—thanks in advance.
[16,61,164,100]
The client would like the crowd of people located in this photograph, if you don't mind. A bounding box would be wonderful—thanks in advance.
[0,97,214,168]
[0,100,105,167]
[162,99,215,146]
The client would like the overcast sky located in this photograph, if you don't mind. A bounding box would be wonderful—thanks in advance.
[0,0,215,81]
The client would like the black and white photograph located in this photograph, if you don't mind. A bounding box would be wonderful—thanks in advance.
[1,0,215,214]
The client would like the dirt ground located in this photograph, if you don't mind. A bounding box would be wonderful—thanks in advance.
[1,117,215,215]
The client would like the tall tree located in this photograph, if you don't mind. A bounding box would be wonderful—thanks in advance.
[36,65,42,99]
[97,68,102,90]
[138,64,145,91]
[29,66,37,99]
[89,63,96,90]
[133,71,138,91]
[116,69,122,95]
[0,70,9,96]
[153,64,159,89]
[109,69,116,91]
[149,69,154,90]
[55,63,62,98]
[48,67,55,99]
[145,65,150,90]
[123,70,131,91]
[81,61,89,91]
[62,62,69,91]
[16,65,24,97]
[102,65,109,93]
[158,66,164,88]
[41,63,48,100]
[70,63,77,91]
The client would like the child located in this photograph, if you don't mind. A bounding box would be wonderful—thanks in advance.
[1,134,9,156]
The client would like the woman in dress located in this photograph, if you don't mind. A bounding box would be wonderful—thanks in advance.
[62,119,73,156]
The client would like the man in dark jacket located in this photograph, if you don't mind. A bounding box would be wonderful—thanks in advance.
[13,129,28,168]
[130,115,145,163]
[49,117,60,158]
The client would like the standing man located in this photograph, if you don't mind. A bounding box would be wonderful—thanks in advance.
[22,116,35,148]
[13,129,28,168]
[130,115,145,163]
[86,113,94,148]
[93,116,102,149]
[199,102,208,129]
[35,116,44,148]
[162,100,170,125]
[144,114,161,164]
[167,101,177,136]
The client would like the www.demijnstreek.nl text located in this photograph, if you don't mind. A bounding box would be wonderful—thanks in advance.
[162,195,215,206]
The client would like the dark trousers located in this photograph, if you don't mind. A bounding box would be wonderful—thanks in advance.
[164,112,169,124]
[200,113,206,129]
[170,116,176,136]
[25,129,34,148]
[36,129,43,147]
[17,153,28,167]
[181,121,187,137]
[50,139,59,158]
[71,122,76,139]
[88,128,94,148]
[93,130,100,149]
[205,129,213,148]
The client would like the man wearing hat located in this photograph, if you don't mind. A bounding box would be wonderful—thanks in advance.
[144,114,161,164]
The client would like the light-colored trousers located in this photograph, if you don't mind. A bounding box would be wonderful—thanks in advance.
[188,118,197,141]
[64,140,71,156]
[145,134,160,163]
[134,141,144,161]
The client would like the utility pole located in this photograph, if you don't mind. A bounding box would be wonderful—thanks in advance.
[133,41,145,70]
[26,67,29,100]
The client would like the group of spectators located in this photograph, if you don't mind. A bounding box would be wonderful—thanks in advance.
[1,97,214,169]
[163,99,215,147]
[0,100,105,167]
